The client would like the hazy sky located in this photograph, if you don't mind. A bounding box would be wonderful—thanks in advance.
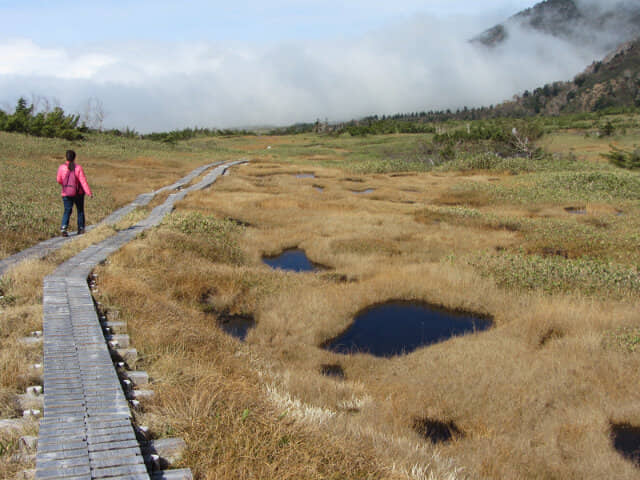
[0,1,616,131]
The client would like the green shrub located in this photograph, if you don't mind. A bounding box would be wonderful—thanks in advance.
[602,145,640,170]
[599,121,615,137]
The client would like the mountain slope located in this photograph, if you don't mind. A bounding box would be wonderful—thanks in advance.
[474,0,640,51]
[497,38,640,115]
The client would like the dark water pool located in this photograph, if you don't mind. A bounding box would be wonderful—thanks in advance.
[323,301,492,357]
[263,249,319,272]
[413,418,463,444]
[612,423,640,467]
[217,314,255,341]
[565,206,587,215]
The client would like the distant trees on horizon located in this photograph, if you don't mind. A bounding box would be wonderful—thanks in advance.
[0,97,85,140]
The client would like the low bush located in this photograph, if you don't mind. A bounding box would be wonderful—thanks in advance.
[603,145,640,170]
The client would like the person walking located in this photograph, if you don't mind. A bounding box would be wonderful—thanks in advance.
[56,150,93,236]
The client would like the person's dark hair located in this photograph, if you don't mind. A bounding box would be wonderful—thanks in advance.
[65,150,76,162]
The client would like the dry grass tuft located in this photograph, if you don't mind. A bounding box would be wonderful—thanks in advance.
[434,186,493,208]
[0,426,36,479]
[0,261,46,399]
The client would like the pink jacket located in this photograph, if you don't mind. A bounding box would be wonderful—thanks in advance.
[57,161,92,197]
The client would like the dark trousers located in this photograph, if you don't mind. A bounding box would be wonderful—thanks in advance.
[61,195,85,231]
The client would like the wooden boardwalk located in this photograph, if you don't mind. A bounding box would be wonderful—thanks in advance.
[1,160,246,480]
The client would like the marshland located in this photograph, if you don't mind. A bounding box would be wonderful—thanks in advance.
[1,112,640,479]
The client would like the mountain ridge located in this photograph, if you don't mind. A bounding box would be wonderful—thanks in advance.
[473,0,640,52]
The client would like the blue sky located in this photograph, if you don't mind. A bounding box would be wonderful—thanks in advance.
[1,1,534,44]
[0,1,615,131]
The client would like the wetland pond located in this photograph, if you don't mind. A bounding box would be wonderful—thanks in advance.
[565,206,587,215]
[263,249,321,273]
[324,301,492,357]
[217,314,255,341]
[612,423,640,467]
[352,189,375,195]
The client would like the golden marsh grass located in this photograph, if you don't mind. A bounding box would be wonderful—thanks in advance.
[93,157,640,479]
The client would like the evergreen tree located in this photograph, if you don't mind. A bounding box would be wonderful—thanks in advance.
[0,97,84,140]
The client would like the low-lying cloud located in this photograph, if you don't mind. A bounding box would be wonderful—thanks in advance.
[0,10,627,132]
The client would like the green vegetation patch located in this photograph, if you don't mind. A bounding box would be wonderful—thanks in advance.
[523,216,640,263]
[603,326,640,353]
[603,145,640,170]
[470,252,640,298]
[0,159,61,245]
[553,171,640,200]
[162,211,245,264]
[486,170,640,204]
[0,278,16,307]
[0,137,119,255]
[165,211,241,235]
[437,152,582,174]
[267,134,437,174]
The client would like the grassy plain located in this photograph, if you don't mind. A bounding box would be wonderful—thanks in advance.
[1,114,639,479]
[0,131,234,257]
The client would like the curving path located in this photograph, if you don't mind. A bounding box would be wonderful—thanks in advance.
[32,160,246,480]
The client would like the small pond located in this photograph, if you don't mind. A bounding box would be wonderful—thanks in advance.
[565,206,587,215]
[217,314,255,341]
[323,301,492,357]
[352,189,374,195]
[263,249,320,273]
[612,423,640,467]
[295,173,316,179]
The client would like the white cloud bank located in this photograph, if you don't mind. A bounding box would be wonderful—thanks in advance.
[0,13,622,132]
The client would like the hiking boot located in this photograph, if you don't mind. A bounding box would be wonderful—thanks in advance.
[77,228,85,235]
[61,229,68,237]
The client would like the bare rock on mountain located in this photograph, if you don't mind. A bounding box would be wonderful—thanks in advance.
[496,37,640,115]
[473,0,640,52]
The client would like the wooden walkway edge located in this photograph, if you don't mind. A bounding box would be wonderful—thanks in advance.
[32,160,246,480]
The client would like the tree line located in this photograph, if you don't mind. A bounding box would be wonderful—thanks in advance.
[0,97,85,140]
[0,97,257,143]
